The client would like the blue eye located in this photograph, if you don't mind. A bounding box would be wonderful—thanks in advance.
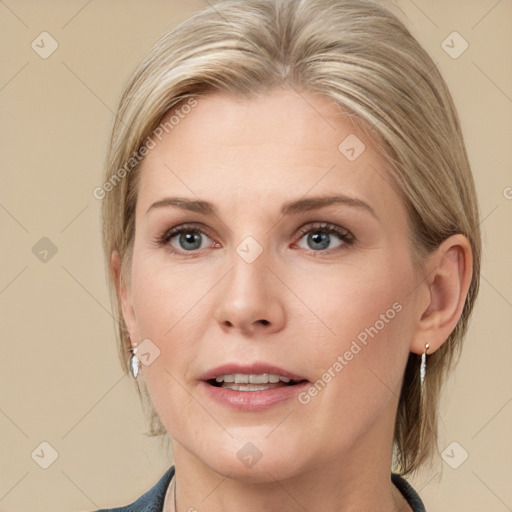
[158,226,212,252]
[155,222,354,256]
[294,222,354,253]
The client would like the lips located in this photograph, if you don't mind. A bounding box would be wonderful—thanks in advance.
[199,362,308,385]
[198,363,310,410]
[212,374,298,393]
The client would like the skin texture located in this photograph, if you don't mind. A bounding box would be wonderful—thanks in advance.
[111,89,472,512]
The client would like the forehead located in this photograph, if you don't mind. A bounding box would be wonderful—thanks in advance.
[136,90,403,221]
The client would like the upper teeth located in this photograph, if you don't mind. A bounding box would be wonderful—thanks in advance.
[215,373,292,384]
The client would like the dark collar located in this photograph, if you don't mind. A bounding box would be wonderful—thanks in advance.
[94,466,426,512]
[94,466,175,512]
[392,472,427,512]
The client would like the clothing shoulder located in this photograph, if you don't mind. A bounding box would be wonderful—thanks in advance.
[86,466,175,512]
[85,466,425,512]
[391,473,427,512]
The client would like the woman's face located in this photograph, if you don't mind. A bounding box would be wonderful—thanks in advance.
[119,89,427,481]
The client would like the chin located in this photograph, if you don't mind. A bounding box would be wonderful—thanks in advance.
[209,456,303,484]
[195,436,310,484]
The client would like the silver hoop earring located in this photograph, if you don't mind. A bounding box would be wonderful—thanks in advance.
[420,343,430,388]
[129,345,140,379]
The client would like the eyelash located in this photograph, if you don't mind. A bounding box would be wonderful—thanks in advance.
[154,222,355,256]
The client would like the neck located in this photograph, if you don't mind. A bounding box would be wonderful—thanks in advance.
[169,412,412,512]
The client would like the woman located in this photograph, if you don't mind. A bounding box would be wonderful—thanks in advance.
[94,0,481,510]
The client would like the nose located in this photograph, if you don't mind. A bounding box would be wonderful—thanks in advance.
[213,250,286,336]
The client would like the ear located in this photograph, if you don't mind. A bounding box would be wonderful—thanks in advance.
[111,250,137,345]
[410,234,473,355]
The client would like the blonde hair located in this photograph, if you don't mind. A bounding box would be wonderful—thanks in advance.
[100,0,481,475]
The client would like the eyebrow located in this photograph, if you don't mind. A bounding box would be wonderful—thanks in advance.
[145,193,377,219]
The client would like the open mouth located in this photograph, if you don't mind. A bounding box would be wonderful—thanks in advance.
[207,373,307,392]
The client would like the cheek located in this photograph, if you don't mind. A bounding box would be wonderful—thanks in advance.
[128,259,200,418]
[128,251,237,420]
[295,252,412,346]
[130,252,208,339]
[294,253,415,408]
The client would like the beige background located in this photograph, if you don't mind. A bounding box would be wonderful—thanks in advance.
[1,1,511,511]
